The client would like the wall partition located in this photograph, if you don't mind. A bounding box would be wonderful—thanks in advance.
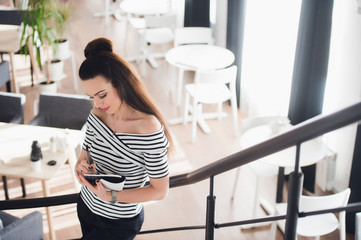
[288,0,334,193]
[184,0,210,27]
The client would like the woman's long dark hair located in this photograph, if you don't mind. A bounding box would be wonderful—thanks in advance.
[79,38,173,153]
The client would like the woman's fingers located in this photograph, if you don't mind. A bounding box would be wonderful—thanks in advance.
[90,163,96,173]
[80,160,95,173]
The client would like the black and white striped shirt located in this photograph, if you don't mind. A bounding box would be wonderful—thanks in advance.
[80,112,169,219]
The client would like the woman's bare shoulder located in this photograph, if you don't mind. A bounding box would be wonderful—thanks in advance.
[136,114,161,134]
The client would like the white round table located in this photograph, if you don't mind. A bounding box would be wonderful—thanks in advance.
[166,44,235,107]
[240,124,328,168]
[238,123,329,229]
[165,44,235,71]
[166,45,235,132]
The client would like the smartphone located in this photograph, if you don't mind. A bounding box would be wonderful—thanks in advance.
[84,174,126,191]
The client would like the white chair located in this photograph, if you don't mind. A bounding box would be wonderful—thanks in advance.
[121,0,171,64]
[231,116,290,227]
[174,27,214,47]
[124,14,146,62]
[270,188,351,240]
[183,65,238,142]
[173,27,214,106]
[140,12,177,68]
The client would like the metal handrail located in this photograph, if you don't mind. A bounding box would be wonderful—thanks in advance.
[1,101,361,238]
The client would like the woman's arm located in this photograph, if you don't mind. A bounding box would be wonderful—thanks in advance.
[78,173,169,203]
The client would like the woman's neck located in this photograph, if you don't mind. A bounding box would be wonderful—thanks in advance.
[110,104,139,122]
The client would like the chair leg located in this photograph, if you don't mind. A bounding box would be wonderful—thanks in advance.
[137,30,146,65]
[191,103,200,143]
[2,176,9,200]
[269,199,280,240]
[6,80,11,92]
[183,92,190,125]
[231,167,241,200]
[231,96,239,136]
[339,211,346,240]
[20,178,26,197]
[1,176,26,199]
[123,15,130,52]
[177,69,184,106]
[252,174,261,218]
[270,221,278,240]
[217,102,222,120]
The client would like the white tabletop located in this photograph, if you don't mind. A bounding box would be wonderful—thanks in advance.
[120,0,170,16]
[240,124,328,168]
[165,44,235,71]
[0,122,83,180]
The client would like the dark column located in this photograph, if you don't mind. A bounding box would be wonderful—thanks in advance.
[226,0,247,107]
[184,0,210,27]
[287,0,334,193]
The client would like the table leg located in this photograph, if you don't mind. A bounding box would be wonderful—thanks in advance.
[42,180,56,240]
[241,175,273,229]
[2,176,9,200]
[169,111,228,134]
[197,113,211,134]
[94,0,122,23]
[135,38,159,69]
[20,178,26,197]
[176,69,184,106]
[93,0,111,25]
[146,54,159,69]
[168,115,211,134]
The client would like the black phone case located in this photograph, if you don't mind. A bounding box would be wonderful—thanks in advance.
[84,174,126,186]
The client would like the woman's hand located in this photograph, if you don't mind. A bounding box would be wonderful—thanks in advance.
[75,159,96,184]
[76,173,111,201]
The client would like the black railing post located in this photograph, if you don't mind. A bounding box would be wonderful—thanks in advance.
[276,167,285,203]
[284,144,303,240]
[205,176,215,240]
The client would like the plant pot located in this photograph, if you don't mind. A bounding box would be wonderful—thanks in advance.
[38,80,57,93]
[46,59,65,81]
[54,39,70,60]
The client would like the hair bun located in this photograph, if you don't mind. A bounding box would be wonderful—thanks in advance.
[84,38,113,58]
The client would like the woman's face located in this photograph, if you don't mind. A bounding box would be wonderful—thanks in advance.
[82,75,122,114]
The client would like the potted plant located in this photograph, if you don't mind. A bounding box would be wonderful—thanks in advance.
[51,0,74,60]
[19,0,64,92]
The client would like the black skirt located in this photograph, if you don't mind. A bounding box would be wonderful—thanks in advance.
[77,194,144,240]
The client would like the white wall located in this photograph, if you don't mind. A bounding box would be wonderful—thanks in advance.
[171,0,185,27]
[213,0,227,47]
[322,0,361,191]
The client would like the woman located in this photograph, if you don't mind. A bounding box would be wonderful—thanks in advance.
[75,37,173,240]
